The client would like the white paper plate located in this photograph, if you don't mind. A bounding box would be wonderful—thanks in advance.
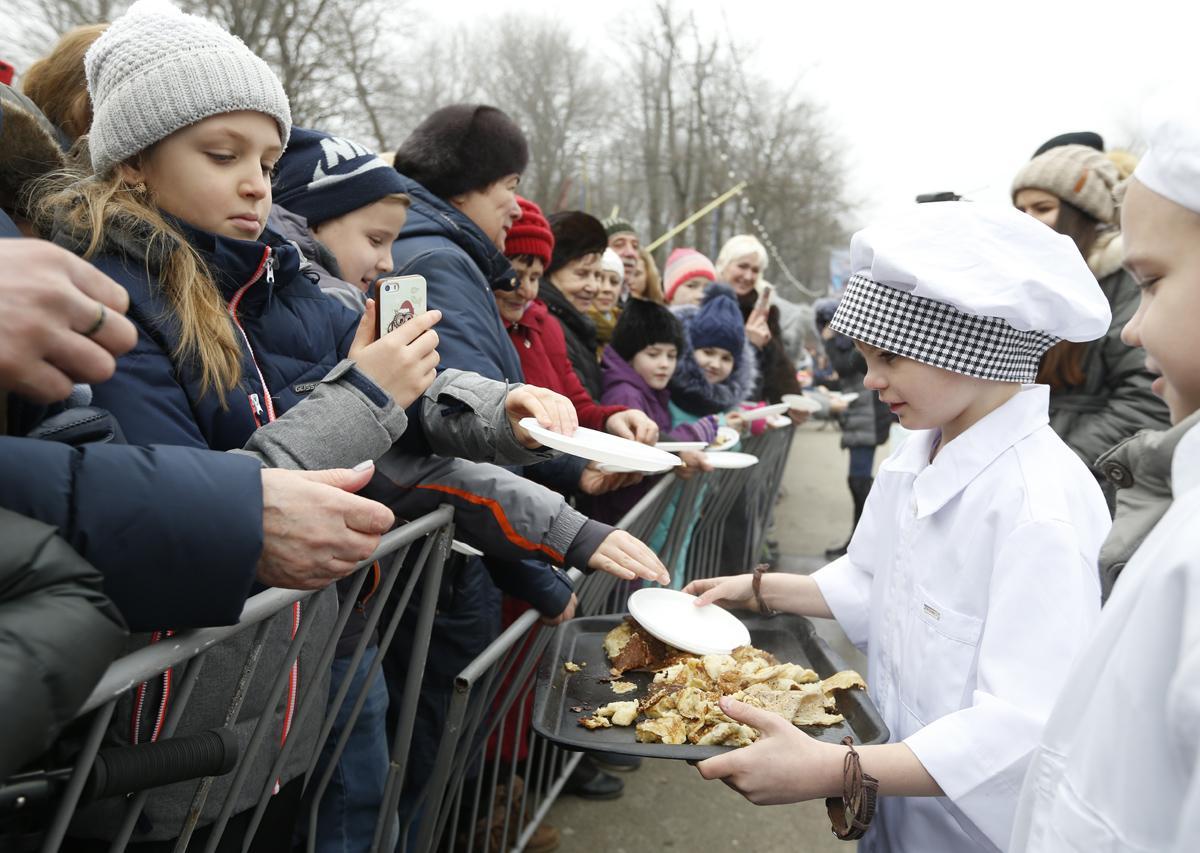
[701,451,759,470]
[836,392,860,404]
[597,462,674,475]
[781,394,822,413]
[738,402,790,422]
[767,414,791,428]
[518,418,683,473]
[707,426,740,452]
[628,588,751,655]
[451,539,484,557]
[655,440,709,452]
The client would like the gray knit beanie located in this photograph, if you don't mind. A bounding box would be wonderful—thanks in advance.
[85,0,292,176]
[1011,143,1120,225]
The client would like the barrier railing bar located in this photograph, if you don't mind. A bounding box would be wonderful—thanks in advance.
[198,596,321,853]
[39,702,117,853]
[104,653,207,852]
[372,522,452,853]
[174,619,274,852]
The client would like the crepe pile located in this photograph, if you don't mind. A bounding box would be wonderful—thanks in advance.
[579,618,865,747]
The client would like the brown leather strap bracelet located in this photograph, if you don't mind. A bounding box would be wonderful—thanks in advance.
[825,736,879,841]
[751,563,777,617]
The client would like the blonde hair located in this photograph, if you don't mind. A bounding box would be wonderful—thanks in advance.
[35,167,244,402]
[715,234,769,279]
[380,192,411,208]
[22,24,108,141]
[636,247,664,304]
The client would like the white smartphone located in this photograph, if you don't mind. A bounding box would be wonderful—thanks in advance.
[376,274,427,337]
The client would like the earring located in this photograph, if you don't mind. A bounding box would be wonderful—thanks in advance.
[125,180,147,196]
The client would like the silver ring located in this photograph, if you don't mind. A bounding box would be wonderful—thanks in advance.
[83,302,107,337]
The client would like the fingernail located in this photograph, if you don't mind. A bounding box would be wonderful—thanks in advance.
[352,459,374,472]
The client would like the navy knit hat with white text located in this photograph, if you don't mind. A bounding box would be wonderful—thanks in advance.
[273,127,409,227]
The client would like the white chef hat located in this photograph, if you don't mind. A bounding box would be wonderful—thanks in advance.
[1132,104,1200,215]
[829,202,1112,383]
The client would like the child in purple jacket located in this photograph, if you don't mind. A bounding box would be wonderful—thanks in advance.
[601,299,718,443]
[590,300,718,524]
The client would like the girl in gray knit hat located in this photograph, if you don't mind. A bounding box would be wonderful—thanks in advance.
[32,1,671,849]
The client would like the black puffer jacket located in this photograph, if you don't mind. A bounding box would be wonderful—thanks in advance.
[0,508,126,780]
[539,280,603,400]
[825,333,891,450]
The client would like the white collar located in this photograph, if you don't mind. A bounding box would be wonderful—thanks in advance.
[881,384,1050,518]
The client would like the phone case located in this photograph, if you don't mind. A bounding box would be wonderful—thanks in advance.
[378,276,427,334]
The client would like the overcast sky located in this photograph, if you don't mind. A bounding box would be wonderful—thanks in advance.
[428,0,1197,227]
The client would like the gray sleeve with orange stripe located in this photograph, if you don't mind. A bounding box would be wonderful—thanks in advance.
[365,450,612,570]
[421,369,557,466]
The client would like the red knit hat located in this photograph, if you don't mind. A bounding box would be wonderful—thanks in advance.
[504,197,554,268]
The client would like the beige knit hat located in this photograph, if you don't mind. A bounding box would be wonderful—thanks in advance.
[1011,144,1121,224]
[85,0,291,176]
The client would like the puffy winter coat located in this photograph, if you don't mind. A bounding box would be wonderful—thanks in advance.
[388,174,522,384]
[0,509,126,781]
[825,332,891,450]
[507,299,626,431]
[1094,408,1200,602]
[668,301,760,417]
[736,289,801,402]
[539,280,604,400]
[1046,232,1171,475]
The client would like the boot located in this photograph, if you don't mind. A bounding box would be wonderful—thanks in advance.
[824,475,873,559]
[562,755,623,800]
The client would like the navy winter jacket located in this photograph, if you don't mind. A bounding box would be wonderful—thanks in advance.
[85,221,362,451]
[0,438,263,630]
[389,174,523,384]
[387,176,572,618]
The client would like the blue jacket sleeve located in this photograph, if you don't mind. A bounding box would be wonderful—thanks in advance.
[392,246,521,382]
[482,557,573,617]
[524,454,588,497]
[0,437,263,631]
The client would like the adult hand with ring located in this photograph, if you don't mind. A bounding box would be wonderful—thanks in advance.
[0,239,138,403]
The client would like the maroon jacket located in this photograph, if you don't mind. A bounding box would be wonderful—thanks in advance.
[506,299,626,431]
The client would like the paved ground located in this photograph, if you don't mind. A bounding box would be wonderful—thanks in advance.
[546,423,871,852]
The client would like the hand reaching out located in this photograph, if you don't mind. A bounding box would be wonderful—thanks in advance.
[605,409,660,444]
[681,574,756,610]
[587,530,670,585]
[349,300,441,408]
[507,384,579,448]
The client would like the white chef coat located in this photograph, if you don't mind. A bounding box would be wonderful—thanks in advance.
[813,385,1111,852]
[1010,419,1200,852]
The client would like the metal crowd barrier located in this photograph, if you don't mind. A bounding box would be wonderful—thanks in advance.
[3,424,798,853]
[407,425,797,852]
[2,505,455,853]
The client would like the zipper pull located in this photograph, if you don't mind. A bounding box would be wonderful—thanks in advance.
[265,249,275,285]
[249,392,265,427]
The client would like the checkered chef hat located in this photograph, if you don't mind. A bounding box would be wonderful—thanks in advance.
[829,202,1112,383]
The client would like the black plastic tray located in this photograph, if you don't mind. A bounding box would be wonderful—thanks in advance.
[531,614,889,760]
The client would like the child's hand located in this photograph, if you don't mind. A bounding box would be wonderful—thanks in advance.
[674,449,713,480]
[587,530,670,585]
[696,697,840,804]
[578,462,642,495]
[507,385,578,447]
[725,411,746,433]
[605,409,659,444]
[539,592,578,626]
[350,300,442,408]
[786,408,811,426]
[682,574,756,609]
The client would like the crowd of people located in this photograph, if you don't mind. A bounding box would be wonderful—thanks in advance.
[0,2,1196,851]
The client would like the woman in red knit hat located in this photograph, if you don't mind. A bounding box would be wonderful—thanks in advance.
[498,197,659,493]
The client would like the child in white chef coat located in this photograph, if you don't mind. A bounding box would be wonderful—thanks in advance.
[1009,109,1200,852]
[685,202,1114,852]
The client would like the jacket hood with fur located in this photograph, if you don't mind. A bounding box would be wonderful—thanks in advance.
[668,301,759,416]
